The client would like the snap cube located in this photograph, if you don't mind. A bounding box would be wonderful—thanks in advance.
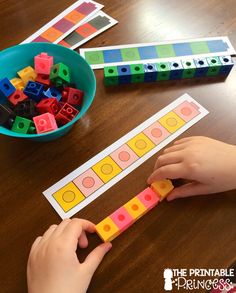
[14,99,38,119]
[34,52,53,75]
[36,98,59,115]
[206,57,222,76]
[50,63,71,87]
[151,179,174,201]
[23,81,44,102]
[123,196,147,221]
[62,87,83,106]
[10,78,24,91]
[8,89,28,106]
[130,64,145,83]
[144,63,158,82]
[0,77,16,103]
[194,58,209,77]
[136,187,160,210]
[169,61,184,80]
[96,216,120,242]
[0,104,16,127]
[110,206,134,233]
[181,59,196,79]
[44,87,62,101]
[156,62,171,80]
[55,103,79,125]
[104,66,119,86]
[17,66,37,85]
[11,116,34,134]
[219,56,234,75]
[117,65,131,84]
[33,112,58,134]
[35,74,51,87]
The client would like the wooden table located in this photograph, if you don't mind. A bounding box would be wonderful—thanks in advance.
[0,1,236,292]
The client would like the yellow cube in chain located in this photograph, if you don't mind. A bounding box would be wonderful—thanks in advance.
[151,179,174,201]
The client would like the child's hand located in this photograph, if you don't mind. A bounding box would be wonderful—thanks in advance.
[27,218,112,293]
[147,136,236,200]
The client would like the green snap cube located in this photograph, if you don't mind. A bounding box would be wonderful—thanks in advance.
[182,59,196,78]
[130,64,145,83]
[156,62,171,80]
[50,63,71,86]
[104,66,119,86]
[206,57,222,76]
[11,116,34,134]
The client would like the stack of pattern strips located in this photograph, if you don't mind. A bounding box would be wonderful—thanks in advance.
[0,53,84,135]
[104,56,234,86]
[96,179,174,242]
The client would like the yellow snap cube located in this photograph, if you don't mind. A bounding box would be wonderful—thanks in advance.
[17,66,37,85]
[53,182,85,212]
[123,196,147,221]
[10,78,24,90]
[158,111,185,133]
[151,179,174,201]
[96,216,120,242]
[127,133,155,157]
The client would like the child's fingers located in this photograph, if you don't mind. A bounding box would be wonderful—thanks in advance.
[40,224,58,243]
[51,218,71,237]
[78,230,89,249]
[62,219,95,250]
[174,137,194,145]
[167,182,208,201]
[30,236,43,253]
[83,243,112,276]
[162,144,186,155]
[147,163,186,184]
[154,152,182,170]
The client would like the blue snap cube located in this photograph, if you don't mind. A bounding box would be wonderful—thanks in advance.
[169,61,184,80]
[0,77,16,103]
[117,65,131,84]
[23,81,44,102]
[144,63,158,82]
[44,87,62,101]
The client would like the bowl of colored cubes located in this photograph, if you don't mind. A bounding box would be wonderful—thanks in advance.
[0,42,96,141]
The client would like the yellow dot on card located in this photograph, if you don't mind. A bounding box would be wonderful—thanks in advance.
[135,139,147,149]
[101,163,113,175]
[166,117,177,126]
[62,191,76,203]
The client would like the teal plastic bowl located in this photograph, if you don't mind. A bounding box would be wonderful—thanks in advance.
[0,43,96,141]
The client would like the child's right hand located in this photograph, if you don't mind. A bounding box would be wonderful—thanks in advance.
[147,136,236,200]
[27,218,112,293]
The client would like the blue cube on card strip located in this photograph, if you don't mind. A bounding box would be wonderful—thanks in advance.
[194,58,209,77]
[144,63,158,82]
[117,65,131,84]
[169,61,184,80]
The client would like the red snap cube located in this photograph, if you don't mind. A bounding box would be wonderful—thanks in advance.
[36,97,59,115]
[62,87,84,106]
[8,89,28,106]
[55,103,79,125]
[35,74,51,87]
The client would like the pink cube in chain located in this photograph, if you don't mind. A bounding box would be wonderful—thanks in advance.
[34,52,53,75]
[136,187,160,210]
[110,206,134,233]
[33,112,58,134]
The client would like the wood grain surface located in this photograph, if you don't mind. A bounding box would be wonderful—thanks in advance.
[0,1,236,292]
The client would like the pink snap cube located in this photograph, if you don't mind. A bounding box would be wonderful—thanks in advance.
[34,52,53,75]
[110,206,134,233]
[33,112,58,134]
[136,187,160,210]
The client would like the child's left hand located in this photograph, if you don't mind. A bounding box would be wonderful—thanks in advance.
[27,218,112,293]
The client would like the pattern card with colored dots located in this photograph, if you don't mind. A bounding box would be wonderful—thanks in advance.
[79,36,236,69]
[43,93,209,219]
[59,11,118,50]
[21,0,103,44]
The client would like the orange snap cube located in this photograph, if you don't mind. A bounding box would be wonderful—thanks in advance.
[151,179,174,201]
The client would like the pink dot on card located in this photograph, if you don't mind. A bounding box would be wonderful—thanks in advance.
[82,176,95,188]
[151,128,162,138]
[118,151,130,162]
[181,107,192,116]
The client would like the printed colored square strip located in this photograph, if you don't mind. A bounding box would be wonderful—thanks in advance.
[96,179,174,242]
[22,0,103,44]
[43,94,209,219]
[59,11,118,50]
[104,56,234,86]
[79,36,236,69]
